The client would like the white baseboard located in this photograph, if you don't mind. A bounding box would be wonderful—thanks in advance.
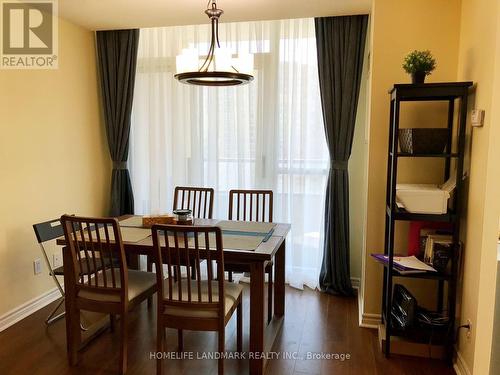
[453,349,472,375]
[0,287,62,332]
[357,286,381,329]
[359,312,381,329]
[351,277,361,289]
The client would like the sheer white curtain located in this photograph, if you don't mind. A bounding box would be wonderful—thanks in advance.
[130,18,329,289]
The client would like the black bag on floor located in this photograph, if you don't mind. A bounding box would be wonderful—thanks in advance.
[390,284,417,333]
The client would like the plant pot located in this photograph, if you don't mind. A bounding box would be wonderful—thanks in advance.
[411,71,426,84]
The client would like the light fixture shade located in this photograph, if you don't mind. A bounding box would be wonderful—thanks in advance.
[176,48,198,74]
[214,47,233,72]
[174,1,254,87]
[235,52,254,75]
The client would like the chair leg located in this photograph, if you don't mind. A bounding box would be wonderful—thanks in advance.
[267,268,273,324]
[177,329,184,352]
[147,256,153,308]
[68,306,81,366]
[45,297,65,325]
[157,324,165,375]
[110,314,116,332]
[218,327,225,375]
[147,256,153,272]
[119,312,128,375]
[237,300,242,353]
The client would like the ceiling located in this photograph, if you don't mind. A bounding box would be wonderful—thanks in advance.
[59,0,372,31]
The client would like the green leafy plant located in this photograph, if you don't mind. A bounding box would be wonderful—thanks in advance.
[402,50,436,75]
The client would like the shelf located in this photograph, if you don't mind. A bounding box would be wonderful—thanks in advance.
[394,271,452,281]
[378,324,446,359]
[382,81,469,360]
[379,263,453,281]
[391,152,459,158]
[389,81,473,101]
[386,205,456,223]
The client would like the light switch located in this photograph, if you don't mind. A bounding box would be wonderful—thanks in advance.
[53,253,62,268]
[471,109,485,127]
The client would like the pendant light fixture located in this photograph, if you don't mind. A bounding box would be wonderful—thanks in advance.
[174,1,254,86]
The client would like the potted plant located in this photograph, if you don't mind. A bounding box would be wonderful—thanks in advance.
[402,50,436,84]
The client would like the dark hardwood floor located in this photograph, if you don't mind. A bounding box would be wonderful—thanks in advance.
[0,286,454,375]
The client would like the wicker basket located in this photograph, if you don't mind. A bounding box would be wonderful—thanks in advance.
[398,128,449,154]
[142,215,174,228]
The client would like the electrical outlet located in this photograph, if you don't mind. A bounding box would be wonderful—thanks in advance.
[33,259,42,275]
[471,109,485,127]
[53,253,62,268]
[466,319,472,339]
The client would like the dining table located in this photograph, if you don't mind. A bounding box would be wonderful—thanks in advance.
[58,215,290,375]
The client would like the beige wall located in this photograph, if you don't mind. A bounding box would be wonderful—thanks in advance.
[491,242,500,374]
[349,24,370,281]
[0,18,110,318]
[454,0,500,373]
[361,1,500,373]
[361,0,462,320]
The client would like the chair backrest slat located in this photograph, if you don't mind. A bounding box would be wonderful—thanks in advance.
[94,225,108,288]
[61,215,127,302]
[228,189,273,222]
[194,233,202,302]
[173,186,214,219]
[77,223,92,286]
[183,232,192,301]
[152,225,224,315]
[173,232,182,301]
[103,223,117,288]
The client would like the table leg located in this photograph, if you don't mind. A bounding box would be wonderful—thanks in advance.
[274,239,286,317]
[249,261,265,375]
[127,253,140,270]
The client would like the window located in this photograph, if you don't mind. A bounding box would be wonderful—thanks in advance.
[130,18,328,289]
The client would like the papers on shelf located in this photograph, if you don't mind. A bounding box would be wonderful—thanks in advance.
[371,254,437,274]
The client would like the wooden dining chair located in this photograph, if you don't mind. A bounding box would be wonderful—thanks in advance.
[227,189,274,323]
[173,186,214,219]
[147,186,215,275]
[152,224,243,375]
[228,189,273,223]
[60,215,157,374]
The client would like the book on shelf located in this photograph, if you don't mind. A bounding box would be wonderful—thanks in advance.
[371,254,437,274]
[423,234,453,264]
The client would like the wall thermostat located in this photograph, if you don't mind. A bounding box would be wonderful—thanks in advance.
[471,109,485,127]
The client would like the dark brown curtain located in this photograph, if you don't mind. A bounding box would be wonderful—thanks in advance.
[315,15,368,296]
[96,29,139,216]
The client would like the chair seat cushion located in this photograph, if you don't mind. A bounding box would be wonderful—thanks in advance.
[162,279,243,319]
[78,269,156,303]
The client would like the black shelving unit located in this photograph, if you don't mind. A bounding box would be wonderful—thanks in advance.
[381,82,473,361]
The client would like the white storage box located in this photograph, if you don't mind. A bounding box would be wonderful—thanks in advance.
[396,176,456,214]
